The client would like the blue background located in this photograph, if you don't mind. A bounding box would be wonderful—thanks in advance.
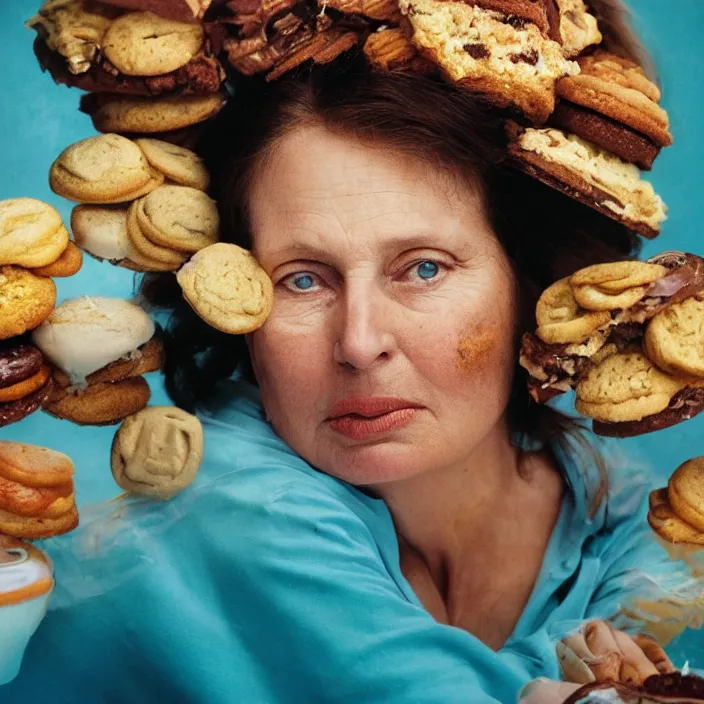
[0,0,703,665]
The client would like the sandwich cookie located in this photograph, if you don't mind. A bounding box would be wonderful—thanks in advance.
[554,51,672,170]
[50,134,162,204]
[134,139,209,191]
[576,351,704,437]
[507,123,667,238]
[111,406,204,499]
[80,91,226,135]
[399,0,578,124]
[0,536,54,685]
[554,0,601,58]
[126,200,188,269]
[0,266,57,340]
[0,442,78,539]
[0,197,69,268]
[176,243,273,334]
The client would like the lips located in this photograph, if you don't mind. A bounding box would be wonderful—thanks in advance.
[327,397,424,441]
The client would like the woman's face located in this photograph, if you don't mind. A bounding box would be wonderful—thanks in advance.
[247,125,517,486]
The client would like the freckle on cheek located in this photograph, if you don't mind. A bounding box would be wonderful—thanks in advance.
[455,324,502,371]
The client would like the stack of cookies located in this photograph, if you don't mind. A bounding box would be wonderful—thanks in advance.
[648,458,704,578]
[28,0,226,145]
[50,133,219,272]
[0,198,83,428]
[520,252,704,437]
[31,297,162,426]
[0,441,78,540]
[508,50,672,238]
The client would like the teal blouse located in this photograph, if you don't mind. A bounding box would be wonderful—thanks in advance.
[1,381,695,703]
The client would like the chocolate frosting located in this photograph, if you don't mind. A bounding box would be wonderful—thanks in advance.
[563,673,704,704]
[0,340,43,390]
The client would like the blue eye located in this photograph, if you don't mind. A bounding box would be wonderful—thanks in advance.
[416,261,440,280]
[286,273,317,292]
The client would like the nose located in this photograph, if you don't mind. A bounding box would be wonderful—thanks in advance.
[333,281,397,371]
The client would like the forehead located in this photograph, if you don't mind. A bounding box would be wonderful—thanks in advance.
[247,125,491,258]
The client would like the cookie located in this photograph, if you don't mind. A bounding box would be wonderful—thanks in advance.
[575,351,689,423]
[0,366,51,403]
[0,197,69,268]
[646,297,704,377]
[111,405,204,499]
[136,185,219,253]
[0,266,57,340]
[0,441,74,488]
[44,377,151,426]
[0,505,79,540]
[0,341,43,390]
[0,380,53,429]
[363,28,435,73]
[32,296,155,385]
[103,12,204,77]
[83,92,226,134]
[555,0,601,57]
[535,277,611,344]
[399,0,578,124]
[325,0,403,22]
[97,0,212,25]
[51,335,164,389]
[30,241,83,278]
[0,535,54,607]
[550,102,661,171]
[126,200,189,267]
[570,261,668,311]
[176,243,274,334]
[0,473,74,519]
[557,51,673,147]
[667,458,704,534]
[508,125,667,238]
[134,139,209,191]
[50,134,155,204]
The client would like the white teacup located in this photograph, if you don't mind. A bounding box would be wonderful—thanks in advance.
[0,535,54,685]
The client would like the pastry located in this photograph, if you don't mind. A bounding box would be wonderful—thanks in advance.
[44,376,151,426]
[80,92,226,134]
[0,266,57,340]
[30,241,83,278]
[668,458,704,534]
[134,139,209,191]
[111,405,204,499]
[554,51,672,170]
[126,200,188,268]
[0,197,69,268]
[50,134,159,204]
[507,123,667,238]
[32,296,155,385]
[646,297,704,377]
[176,243,273,334]
[0,536,54,686]
[575,351,704,437]
[135,184,219,252]
[398,0,578,124]
[29,1,224,97]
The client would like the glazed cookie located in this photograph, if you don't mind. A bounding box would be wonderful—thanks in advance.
[50,134,156,204]
[668,458,704,534]
[126,200,188,267]
[134,139,209,191]
[0,441,74,489]
[31,242,83,278]
[136,185,219,252]
[44,377,151,426]
[176,243,273,334]
[645,297,704,377]
[570,261,668,311]
[84,92,226,134]
[575,351,689,423]
[0,266,57,340]
[0,198,68,268]
[535,277,611,344]
[103,12,204,77]
[0,341,44,390]
[111,405,204,499]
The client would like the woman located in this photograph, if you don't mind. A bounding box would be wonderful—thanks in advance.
[3,6,697,704]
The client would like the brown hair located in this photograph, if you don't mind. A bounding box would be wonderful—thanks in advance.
[141,0,650,506]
